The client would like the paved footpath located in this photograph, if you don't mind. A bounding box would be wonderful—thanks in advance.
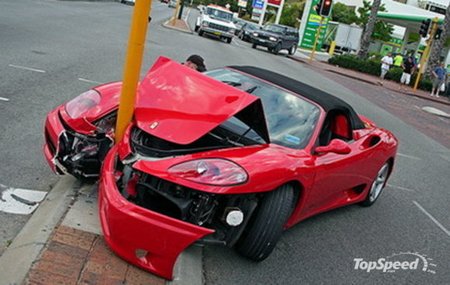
[0,177,201,285]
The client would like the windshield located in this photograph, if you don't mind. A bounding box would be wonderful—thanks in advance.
[205,69,321,149]
[206,7,233,21]
[263,24,285,34]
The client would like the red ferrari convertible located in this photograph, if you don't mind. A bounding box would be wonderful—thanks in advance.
[44,57,398,279]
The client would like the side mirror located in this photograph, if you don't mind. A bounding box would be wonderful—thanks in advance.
[315,139,351,155]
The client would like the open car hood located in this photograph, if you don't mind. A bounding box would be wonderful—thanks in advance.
[135,57,270,145]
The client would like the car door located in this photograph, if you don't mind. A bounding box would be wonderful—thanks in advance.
[302,112,379,215]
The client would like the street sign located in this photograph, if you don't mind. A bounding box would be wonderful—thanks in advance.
[268,0,281,6]
[252,0,264,9]
[238,0,248,8]
[300,8,329,50]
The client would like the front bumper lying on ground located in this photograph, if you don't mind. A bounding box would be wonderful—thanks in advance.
[98,145,214,280]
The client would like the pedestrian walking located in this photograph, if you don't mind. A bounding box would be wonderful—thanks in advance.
[184,55,207,72]
[399,56,415,91]
[380,53,393,81]
[430,62,447,97]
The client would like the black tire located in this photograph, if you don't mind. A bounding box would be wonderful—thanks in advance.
[198,30,204,37]
[226,37,232,44]
[288,44,297,55]
[236,184,294,261]
[360,162,390,207]
[194,25,199,32]
[272,43,281,55]
[252,43,257,49]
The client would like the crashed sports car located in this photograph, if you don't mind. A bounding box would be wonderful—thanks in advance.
[43,57,397,279]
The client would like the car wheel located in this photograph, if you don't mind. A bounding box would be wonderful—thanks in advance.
[272,43,281,55]
[288,44,297,55]
[226,37,232,44]
[194,25,199,32]
[360,162,390,207]
[236,184,294,261]
[252,43,257,49]
[198,30,204,37]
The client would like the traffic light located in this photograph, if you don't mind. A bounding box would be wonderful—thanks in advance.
[435,27,443,40]
[419,19,431,37]
[315,0,333,17]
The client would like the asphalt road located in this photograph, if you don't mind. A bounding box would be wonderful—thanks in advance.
[1,1,449,284]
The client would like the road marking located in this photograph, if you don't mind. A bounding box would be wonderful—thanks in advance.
[78,78,102,84]
[0,97,10,102]
[387,184,415,192]
[8,64,46,73]
[413,201,450,237]
[397,152,421,160]
[0,184,47,215]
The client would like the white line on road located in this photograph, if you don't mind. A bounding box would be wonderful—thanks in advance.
[78,78,102,84]
[184,7,191,21]
[8,64,46,73]
[0,97,10,102]
[387,184,415,192]
[0,184,47,215]
[397,152,422,160]
[413,200,450,237]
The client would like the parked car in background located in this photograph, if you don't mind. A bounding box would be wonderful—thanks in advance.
[168,0,177,8]
[44,56,398,280]
[250,23,299,55]
[233,18,247,35]
[195,5,236,43]
[238,22,261,42]
[120,0,135,5]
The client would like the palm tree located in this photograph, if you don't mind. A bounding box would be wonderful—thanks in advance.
[427,5,450,74]
[358,0,381,58]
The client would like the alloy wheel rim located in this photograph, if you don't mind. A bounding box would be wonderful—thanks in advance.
[369,164,389,202]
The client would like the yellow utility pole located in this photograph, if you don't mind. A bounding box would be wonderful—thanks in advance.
[413,17,439,92]
[172,0,181,26]
[115,0,152,143]
[309,16,324,63]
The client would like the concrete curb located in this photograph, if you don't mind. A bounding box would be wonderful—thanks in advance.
[162,19,193,34]
[169,245,203,285]
[0,176,78,285]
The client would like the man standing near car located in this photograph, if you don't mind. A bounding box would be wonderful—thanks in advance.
[184,55,207,72]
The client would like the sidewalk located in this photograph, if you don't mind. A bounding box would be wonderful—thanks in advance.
[288,52,450,107]
[0,177,202,285]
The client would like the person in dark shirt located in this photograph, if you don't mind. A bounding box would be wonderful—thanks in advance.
[184,55,207,72]
[399,56,415,91]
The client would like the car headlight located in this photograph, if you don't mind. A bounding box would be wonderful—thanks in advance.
[168,159,248,186]
[65,90,101,119]
[269,37,278,41]
[202,21,209,27]
[229,29,235,34]
[253,32,259,37]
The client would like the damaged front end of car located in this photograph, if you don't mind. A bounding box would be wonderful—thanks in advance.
[44,89,119,180]
[99,57,271,279]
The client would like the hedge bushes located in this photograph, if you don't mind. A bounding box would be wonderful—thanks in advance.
[328,54,432,91]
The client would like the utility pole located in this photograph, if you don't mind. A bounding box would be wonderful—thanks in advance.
[413,17,439,92]
[115,0,152,143]
[309,16,324,62]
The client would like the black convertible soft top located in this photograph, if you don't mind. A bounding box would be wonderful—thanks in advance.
[229,66,366,130]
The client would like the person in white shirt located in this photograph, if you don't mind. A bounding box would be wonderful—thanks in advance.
[380,53,393,80]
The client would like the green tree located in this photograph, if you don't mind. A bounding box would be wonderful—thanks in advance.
[331,3,358,25]
[357,0,393,58]
[428,6,450,74]
[280,2,305,27]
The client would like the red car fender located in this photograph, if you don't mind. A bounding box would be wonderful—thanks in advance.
[99,145,214,280]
